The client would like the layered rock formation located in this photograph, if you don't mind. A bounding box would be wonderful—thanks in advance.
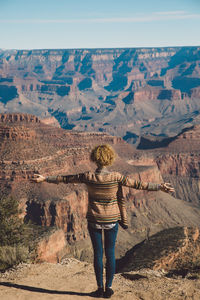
[1,113,200,263]
[0,47,200,142]
[0,113,130,260]
[117,227,200,273]
[136,125,200,205]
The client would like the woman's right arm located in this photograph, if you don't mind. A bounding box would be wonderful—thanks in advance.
[31,173,86,184]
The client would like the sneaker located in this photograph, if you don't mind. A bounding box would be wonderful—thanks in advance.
[104,287,114,298]
[90,287,104,298]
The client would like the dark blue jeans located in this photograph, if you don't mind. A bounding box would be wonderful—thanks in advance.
[88,222,118,288]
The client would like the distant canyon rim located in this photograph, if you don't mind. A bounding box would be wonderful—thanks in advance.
[0,46,200,145]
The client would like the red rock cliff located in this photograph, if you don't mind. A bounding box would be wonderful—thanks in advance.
[1,113,200,262]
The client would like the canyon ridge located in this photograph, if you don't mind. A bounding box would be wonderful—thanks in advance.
[0,47,200,144]
[0,113,200,265]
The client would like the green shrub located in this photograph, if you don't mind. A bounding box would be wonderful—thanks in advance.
[0,196,34,271]
[0,196,24,246]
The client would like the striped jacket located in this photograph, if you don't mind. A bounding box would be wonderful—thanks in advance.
[46,170,160,225]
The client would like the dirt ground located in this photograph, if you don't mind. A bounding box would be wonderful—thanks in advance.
[0,258,200,300]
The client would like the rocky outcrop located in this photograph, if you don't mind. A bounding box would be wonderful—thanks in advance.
[141,125,200,179]
[0,114,39,141]
[156,153,200,177]
[137,125,200,151]
[41,116,60,127]
[25,188,88,243]
[137,125,200,205]
[0,126,36,141]
[35,229,68,263]
[0,113,40,123]
[117,227,200,273]
[132,87,182,102]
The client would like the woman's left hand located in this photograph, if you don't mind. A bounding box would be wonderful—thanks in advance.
[160,182,175,193]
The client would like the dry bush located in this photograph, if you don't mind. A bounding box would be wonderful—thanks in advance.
[0,245,29,271]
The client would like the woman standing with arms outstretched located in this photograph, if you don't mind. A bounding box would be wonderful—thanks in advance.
[32,144,174,298]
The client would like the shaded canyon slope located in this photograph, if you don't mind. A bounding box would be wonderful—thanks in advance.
[0,113,200,263]
[117,226,200,274]
[136,124,200,206]
[0,47,200,143]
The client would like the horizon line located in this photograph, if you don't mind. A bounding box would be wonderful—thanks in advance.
[1,45,200,52]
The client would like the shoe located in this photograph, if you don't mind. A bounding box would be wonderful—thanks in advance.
[104,287,114,298]
[90,287,104,298]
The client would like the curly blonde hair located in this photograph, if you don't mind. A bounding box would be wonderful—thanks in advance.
[90,144,116,167]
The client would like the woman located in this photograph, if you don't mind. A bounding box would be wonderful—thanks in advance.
[32,144,174,298]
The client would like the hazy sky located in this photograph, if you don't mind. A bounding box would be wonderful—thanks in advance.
[0,0,200,49]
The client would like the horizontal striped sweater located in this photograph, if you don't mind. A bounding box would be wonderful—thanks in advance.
[46,170,160,225]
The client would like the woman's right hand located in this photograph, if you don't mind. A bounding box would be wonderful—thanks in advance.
[31,174,46,183]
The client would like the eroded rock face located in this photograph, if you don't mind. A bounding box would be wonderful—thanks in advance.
[117,227,200,272]
[0,113,40,123]
[132,87,182,102]
[35,229,68,263]
[156,153,200,177]
[1,113,200,262]
[137,125,200,205]
[0,47,200,142]
[41,116,61,128]
[0,113,134,258]
[0,125,36,141]
[25,188,88,243]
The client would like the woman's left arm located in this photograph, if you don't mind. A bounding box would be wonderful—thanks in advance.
[121,176,174,193]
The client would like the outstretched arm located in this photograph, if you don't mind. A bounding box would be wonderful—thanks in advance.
[121,176,174,193]
[31,173,85,184]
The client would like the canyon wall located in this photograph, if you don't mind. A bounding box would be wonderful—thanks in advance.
[0,47,200,142]
[0,113,128,260]
[1,113,200,262]
[136,125,200,205]
[35,229,68,263]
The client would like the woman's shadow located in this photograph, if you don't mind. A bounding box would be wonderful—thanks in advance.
[0,281,92,297]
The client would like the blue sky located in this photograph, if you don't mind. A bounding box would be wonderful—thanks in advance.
[0,0,200,49]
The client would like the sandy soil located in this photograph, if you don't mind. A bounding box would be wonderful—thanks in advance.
[0,258,200,300]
